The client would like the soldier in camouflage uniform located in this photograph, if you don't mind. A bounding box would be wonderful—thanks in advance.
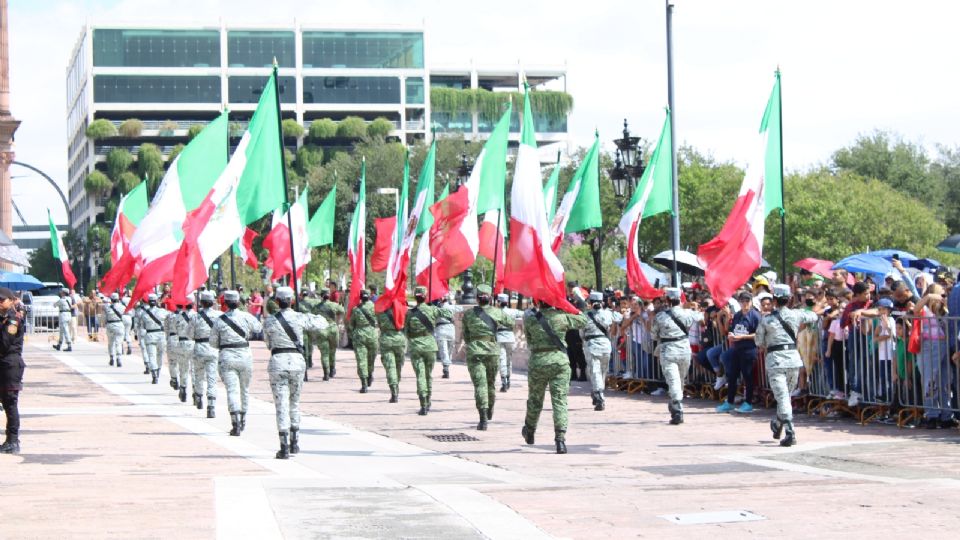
[462,284,513,431]
[298,290,320,381]
[582,291,618,411]
[496,294,524,392]
[137,294,167,384]
[133,300,149,374]
[264,284,280,317]
[651,288,704,425]
[164,304,184,392]
[435,293,464,379]
[211,290,262,437]
[348,289,379,393]
[52,289,73,352]
[174,303,196,404]
[404,286,451,415]
[313,288,344,380]
[757,284,821,446]
[103,293,126,368]
[187,291,222,418]
[376,304,406,404]
[521,298,587,454]
[121,293,134,356]
[263,287,328,459]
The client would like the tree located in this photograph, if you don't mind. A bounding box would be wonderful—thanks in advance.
[26,242,60,283]
[282,119,305,139]
[84,170,113,196]
[336,116,367,139]
[308,118,337,140]
[105,147,134,181]
[167,143,185,165]
[367,117,394,138]
[117,171,140,195]
[187,124,205,141]
[295,145,323,177]
[159,120,179,136]
[118,118,144,138]
[138,143,164,193]
[85,119,117,140]
[933,144,960,234]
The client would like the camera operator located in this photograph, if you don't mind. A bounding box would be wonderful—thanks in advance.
[0,287,25,454]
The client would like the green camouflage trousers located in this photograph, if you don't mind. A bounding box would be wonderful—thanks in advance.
[467,354,498,410]
[317,328,338,372]
[525,356,571,433]
[353,334,378,381]
[380,342,405,389]
[410,349,435,398]
[767,366,800,421]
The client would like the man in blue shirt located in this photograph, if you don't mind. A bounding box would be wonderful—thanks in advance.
[717,291,761,413]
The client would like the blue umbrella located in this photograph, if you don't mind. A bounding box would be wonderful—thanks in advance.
[908,257,940,270]
[868,249,917,262]
[833,254,893,283]
[614,259,670,287]
[0,271,43,291]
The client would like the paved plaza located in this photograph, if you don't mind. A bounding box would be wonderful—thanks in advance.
[2,334,959,539]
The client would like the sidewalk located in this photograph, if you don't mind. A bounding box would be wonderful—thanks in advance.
[2,336,959,539]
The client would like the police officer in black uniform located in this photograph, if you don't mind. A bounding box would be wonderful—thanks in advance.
[0,287,25,454]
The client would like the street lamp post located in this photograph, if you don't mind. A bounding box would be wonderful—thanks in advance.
[610,120,647,289]
[456,153,476,304]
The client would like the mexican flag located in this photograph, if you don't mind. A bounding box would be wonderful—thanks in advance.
[549,133,601,252]
[415,183,449,301]
[502,86,577,313]
[109,181,148,265]
[478,209,506,293]
[542,155,561,223]
[233,228,259,269]
[308,185,336,247]
[48,209,76,289]
[371,216,396,272]
[428,104,511,280]
[698,71,783,305]
[346,159,367,318]
[234,72,287,226]
[107,113,228,306]
[262,188,311,283]
[618,110,673,299]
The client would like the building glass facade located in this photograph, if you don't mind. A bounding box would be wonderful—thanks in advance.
[405,77,424,104]
[301,31,423,68]
[302,76,400,104]
[229,75,296,103]
[92,29,221,67]
[93,75,221,103]
[227,31,295,68]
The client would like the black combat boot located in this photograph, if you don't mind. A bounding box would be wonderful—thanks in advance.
[442,366,450,379]
[389,386,398,403]
[179,386,187,403]
[170,378,178,390]
[126,344,132,355]
[668,400,683,425]
[53,343,61,351]
[367,372,374,387]
[770,417,784,440]
[206,398,215,419]
[116,357,122,368]
[426,392,432,412]
[330,366,336,378]
[193,394,202,409]
[505,376,510,390]
[109,356,114,366]
[487,401,494,421]
[0,432,20,454]
[289,428,300,454]
[143,365,150,375]
[500,377,508,392]
[595,392,605,412]
[590,391,599,406]
[780,421,797,447]
[417,396,427,416]
[64,345,72,352]
[303,370,309,382]
[322,367,329,381]
[239,412,246,432]
[522,425,535,445]
[229,413,241,436]
[555,430,567,454]
[477,409,488,431]
[276,432,290,459]
[360,379,368,394]
[151,370,159,384]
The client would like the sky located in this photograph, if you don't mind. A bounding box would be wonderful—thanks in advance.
[9,0,960,227]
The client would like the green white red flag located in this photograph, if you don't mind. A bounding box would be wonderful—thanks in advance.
[48,209,76,289]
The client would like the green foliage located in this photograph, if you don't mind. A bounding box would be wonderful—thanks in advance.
[118,118,144,138]
[158,120,179,136]
[26,241,59,282]
[137,143,164,192]
[430,87,573,120]
[167,143,185,165]
[295,145,323,177]
[933,144,960,234]
[105,148,134,181]
[117,171,141,195]
[229,121,245,138]
[85,118,117,140]
[336,116,368,139]
[104,197,119,222]
[187,124,205,140]
[308,118,338,140]
[367,117,395,138]
[84,170,113,195]
[282,118,305,139]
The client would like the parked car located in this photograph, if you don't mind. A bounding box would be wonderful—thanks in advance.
[31,282,65,329]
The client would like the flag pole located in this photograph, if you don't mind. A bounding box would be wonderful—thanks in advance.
[224,102,237,290]
[490,207,502,291]
[777,68,786,284]
[666,0,681,287]
[272,61,298,299]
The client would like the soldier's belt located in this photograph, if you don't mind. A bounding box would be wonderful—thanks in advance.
[194,338,210,343]
[178,337,191,342]
[168,333,177,337]
[437,320,452,326]
[60,310,71,313]
[584,334,607,341]
[472,336,496,342]
[146,329,163,333]
[766,343,797,353]
[659,336,685,343]
[219,343,249,349]
[408,332,431,338]
[270,347,301,355]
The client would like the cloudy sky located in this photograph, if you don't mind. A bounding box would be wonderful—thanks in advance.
[9,0,960,226]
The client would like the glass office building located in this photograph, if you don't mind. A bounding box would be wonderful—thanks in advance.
[65,23,569,238]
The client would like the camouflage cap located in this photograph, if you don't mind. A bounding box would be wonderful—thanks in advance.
[223,290,240,302]
[414,286,427,296]
[110,292,120,301]
[663,287,682,300]
[476,284,492,295]
[199,290,217,303]
[496,293,509,303]
[772,284,792,298]
[276,286,295,301]
[147,293,158,301]
[588,291,604,302]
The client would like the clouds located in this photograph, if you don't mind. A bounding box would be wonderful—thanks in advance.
[8,0,960,226]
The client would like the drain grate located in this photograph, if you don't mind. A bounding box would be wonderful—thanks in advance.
[425,433,480,442]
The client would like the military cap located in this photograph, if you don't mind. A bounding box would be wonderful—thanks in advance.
[497,293,509,303]
[200,290,216,302]
[110,292,120,301]
[588,291,604,302]
[276,286,295,300]
[772,284,792,298]
[61,287,70,294]
[414,286,428,296]
[147,293,158,301]
[476,284,492,295]
[223,290,240,302]
[663,287,681,300]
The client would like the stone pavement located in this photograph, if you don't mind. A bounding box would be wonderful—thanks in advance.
[2,334,959,539]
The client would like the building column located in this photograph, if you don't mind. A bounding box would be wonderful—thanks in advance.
[0,0,21,270]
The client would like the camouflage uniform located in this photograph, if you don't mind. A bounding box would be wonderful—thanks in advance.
[175,309,195,401]
[348,298,379,390]
[54,293,73,349]
[376,309,406,399]
[313,296,344,379]
[496,295,524,391]
[435,298,464,376]
[187,293,223,415]
[298,293,320,370]
[582,300,616,409]
[756,296,818,446]
[210,290,262,436]
[404,289,451,413]
[121,297,134,355]
[462,288,513,428]
[137,297,168,383]
[164,309,183,389]
[651,294,704,425]
[522,305,587,449]
[133,302,148,372]
[263,287,327,458]
[103,296,126,366]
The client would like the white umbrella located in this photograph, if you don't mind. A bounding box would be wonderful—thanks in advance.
[653,249,703,276]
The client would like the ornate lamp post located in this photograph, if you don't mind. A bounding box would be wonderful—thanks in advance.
[610,119,645,204]
[456,153,476,304]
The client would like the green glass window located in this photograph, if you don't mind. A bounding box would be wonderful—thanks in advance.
[93,29,220,68]
[431,112,472,133]
[303,76,400,104]
[93,75,221,103]
[405,77,424,104]
[227,31,295,68]
[229,76,296,103]
[301,31,423,68]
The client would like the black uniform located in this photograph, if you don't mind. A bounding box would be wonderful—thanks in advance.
[1,305,26,449]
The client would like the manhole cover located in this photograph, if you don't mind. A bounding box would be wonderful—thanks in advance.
[425,433,479,442]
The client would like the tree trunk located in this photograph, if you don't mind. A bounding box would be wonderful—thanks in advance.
[590,234,604,290]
